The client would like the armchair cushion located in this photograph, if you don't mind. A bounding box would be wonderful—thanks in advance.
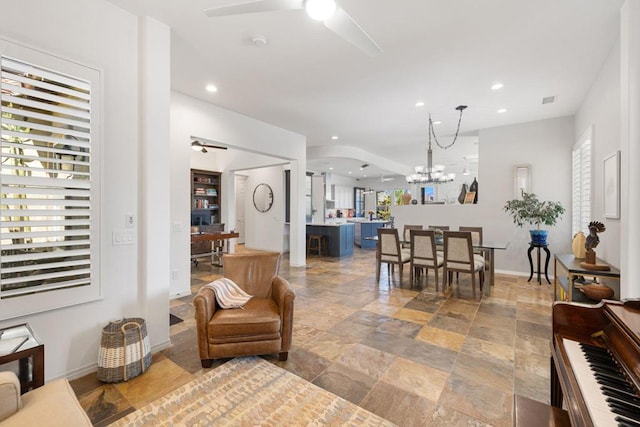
[0,372,91,426]
[208,298,281,343]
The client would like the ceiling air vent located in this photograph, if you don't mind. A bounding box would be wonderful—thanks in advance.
[542,96,556,105]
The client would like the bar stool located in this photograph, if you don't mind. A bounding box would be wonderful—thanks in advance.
[307,234,326,256]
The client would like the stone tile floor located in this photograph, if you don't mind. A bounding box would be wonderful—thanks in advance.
[71,245,554,426]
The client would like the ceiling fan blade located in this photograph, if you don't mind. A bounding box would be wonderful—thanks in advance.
[204,0,303,17]
[202,143,228,150]
[191,140,228,150]
[323,7,383,57]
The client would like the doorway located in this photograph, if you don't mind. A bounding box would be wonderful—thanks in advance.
[235,175,247,244]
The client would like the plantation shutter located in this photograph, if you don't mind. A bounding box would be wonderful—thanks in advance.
[1,55,94,298]
[572,134,591,236]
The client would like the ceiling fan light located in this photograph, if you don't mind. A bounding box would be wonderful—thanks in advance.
[305,0,336,21]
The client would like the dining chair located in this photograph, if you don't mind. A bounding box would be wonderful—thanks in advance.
[402,224,423,248]
[443,231,485,298]
[458,226,482,245]
[410,229,444,290]
[376,227,411,283]
[458,225,486,263]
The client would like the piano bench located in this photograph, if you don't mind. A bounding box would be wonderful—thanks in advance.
[514,395,570,427]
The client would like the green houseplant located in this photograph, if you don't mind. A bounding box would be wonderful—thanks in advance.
[503,192,565,245]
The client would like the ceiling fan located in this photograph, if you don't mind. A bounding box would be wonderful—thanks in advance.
[191,140,228,153]
[204,0,383,57]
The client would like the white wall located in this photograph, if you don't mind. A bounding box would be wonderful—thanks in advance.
[390,117,575,275]
[242,166,286,252]
[619,0,640,299]
[170,91,307,297]
[0,0,168,380]
[575,39,621,268]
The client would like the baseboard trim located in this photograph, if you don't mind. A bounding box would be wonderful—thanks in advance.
[495,269,532,278]
[54,339,172,382]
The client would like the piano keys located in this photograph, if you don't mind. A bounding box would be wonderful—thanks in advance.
[551,300,640,427]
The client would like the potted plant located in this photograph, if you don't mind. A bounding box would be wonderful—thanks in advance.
[503,192,565,245]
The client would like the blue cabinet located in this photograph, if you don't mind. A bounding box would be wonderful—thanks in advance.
[306,223,354,257]
[350,221,388,249]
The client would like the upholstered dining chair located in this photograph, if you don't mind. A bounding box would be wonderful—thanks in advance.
[376,227,411,282]
[442,231,485,298]
[410,229,444,290]
[459,226,487,269]
[458,226,482,246]
[193,252,295,367]
[402,224,423,248]
[428,225,450,231]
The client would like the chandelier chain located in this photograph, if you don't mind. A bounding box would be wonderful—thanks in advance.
[429,106,465,150]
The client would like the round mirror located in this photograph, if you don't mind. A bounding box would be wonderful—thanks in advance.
[253,183,273,212]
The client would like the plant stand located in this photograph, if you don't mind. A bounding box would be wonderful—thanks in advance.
[527,242,551,285]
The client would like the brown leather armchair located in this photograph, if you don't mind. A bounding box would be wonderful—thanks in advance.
[193,252,295,367]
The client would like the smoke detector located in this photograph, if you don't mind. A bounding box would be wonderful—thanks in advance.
[251,35,268,47]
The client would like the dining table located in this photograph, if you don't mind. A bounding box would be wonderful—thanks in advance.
[367,235,509,295]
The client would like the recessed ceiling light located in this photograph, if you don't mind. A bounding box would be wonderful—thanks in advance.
[363,174,367,177]
[491,83,504,91]
[329,167,334,170]
[348,171,352,175]
[432,120,442,125]
[205,84,218,93]
[331,135,339,140]
[415,101,425,107]
[497,108,507,114]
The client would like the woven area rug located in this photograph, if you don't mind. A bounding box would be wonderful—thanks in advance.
[110,356,396,426]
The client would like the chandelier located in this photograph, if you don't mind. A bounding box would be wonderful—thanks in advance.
[406,105,468,184]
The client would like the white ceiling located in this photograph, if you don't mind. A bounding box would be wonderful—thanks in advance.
[108,0,622,180]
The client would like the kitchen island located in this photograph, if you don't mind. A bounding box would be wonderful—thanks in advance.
[306,222,355,257]
[347,219,390,249]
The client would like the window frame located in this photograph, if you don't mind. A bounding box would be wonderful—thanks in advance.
[572,126,593,237]
[0,38,102,320]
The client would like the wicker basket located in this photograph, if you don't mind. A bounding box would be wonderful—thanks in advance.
[97,318,151,383]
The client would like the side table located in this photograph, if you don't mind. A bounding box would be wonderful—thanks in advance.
[527,242,551,285]
[0,323,44,393]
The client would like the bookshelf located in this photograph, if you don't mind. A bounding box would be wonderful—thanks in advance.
[191,169,222,226]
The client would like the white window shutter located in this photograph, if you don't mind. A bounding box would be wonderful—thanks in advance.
[0,40,100,318]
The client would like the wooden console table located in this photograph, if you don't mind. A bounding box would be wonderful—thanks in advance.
[0,323,44,393]
[553,253,620,302]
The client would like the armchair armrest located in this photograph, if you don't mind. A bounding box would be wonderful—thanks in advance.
[193,287,217,359]
[271,276,295,352]
[0,371,21,423]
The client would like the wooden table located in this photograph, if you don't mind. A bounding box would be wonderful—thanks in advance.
[0,323,44,393]
[191,232,240,266]
[553,253,620,302]
[371,236,509,295]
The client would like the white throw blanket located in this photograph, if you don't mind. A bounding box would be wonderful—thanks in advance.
[203,278,252,309]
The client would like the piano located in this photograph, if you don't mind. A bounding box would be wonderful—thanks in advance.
[551,299,640,427]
